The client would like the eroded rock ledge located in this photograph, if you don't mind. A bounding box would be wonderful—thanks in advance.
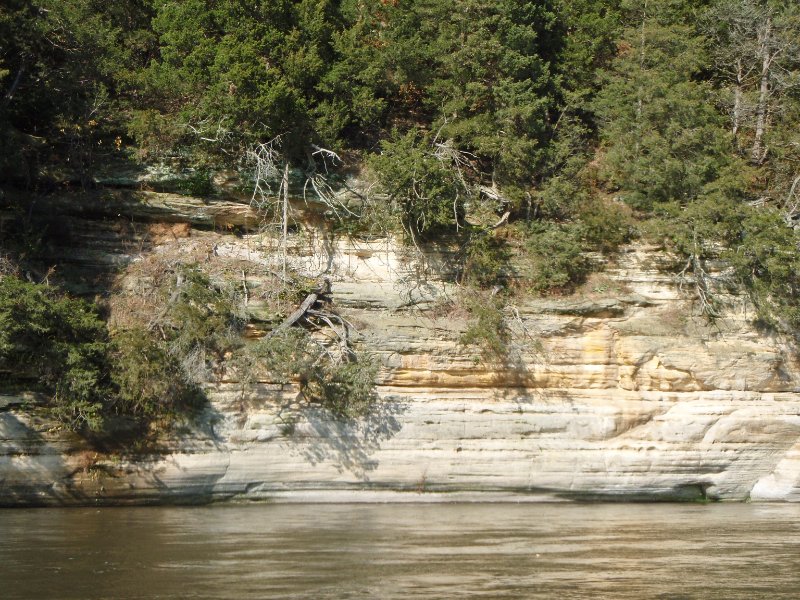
[3,193,800,505]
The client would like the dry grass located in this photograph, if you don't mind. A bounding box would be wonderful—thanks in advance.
[109,238,209,331]
[424,295,471,321]
[108,232,310,333]
[573,271,632,299]
[146,222,191,244]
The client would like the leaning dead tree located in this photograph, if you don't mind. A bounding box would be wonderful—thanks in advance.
[269,278,332,337]
[431,136,477,233]
[246,139,381,387]
[267,276,358,370]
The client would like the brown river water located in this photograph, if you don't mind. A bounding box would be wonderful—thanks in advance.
[1,502,799,599]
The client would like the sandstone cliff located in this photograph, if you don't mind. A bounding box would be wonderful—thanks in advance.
[3,189,800,505]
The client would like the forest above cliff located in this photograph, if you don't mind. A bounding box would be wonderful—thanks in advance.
[2,0,800,437]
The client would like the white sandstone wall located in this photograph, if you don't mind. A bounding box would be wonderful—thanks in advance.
[3,202,800,504]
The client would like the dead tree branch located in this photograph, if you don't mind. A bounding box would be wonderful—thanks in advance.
[269,292,318,337]
[678,249,721,320]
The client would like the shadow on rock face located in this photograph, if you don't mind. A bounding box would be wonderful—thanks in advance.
[286,399,409,479]
[0,411,92,506]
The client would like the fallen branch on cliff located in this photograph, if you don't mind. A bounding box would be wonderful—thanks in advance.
[247,277,376,420]
[269,292,319,337]
[267,278,336,339]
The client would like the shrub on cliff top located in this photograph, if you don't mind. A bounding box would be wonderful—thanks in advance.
[524,221,591,294]
[459,292,511,365]
[110,329,205,422]
[0,276,111,431]
[245,328,378,420]
[0,275,213,433]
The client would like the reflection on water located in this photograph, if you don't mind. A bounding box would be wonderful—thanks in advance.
[2,502,800,599]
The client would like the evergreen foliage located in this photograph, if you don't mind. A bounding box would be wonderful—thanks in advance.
[111,329,204,422]
[369,130,468,239]
[525,221,591,293]
[0,0,154,182]
[460,293,511,364]
[593,4,736,209]
[247,328,377,419]
[0,277,111,430]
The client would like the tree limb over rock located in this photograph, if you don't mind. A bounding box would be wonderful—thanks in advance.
[491,210,511,229]
[267,278,333,338]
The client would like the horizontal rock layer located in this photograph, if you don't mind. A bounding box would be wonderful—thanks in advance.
[3,194,800,504]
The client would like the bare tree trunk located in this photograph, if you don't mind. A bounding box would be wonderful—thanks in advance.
[1,64,24,108]
[733,58,743,144]
[281,161,289,280]
[751,15,772,164]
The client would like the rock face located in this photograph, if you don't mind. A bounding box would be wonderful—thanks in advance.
[4,191,800,505]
